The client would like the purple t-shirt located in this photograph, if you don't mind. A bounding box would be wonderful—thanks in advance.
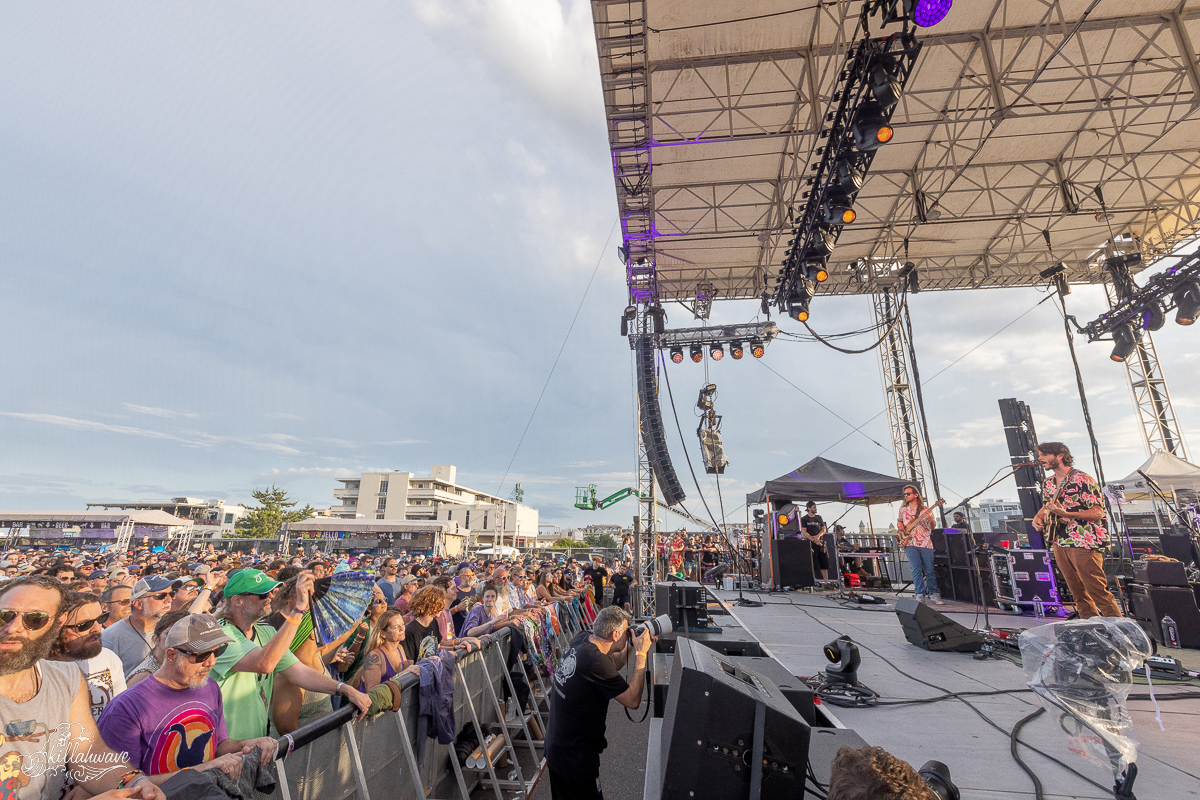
[98,675,228,775]
[461,604,495,636]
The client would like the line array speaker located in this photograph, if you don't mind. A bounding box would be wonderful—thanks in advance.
[636,335,686,506]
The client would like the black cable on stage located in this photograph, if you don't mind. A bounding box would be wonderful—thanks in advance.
[1011,708,1047,800]
[774,594,1114,795]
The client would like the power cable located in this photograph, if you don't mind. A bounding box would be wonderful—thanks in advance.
[799,293,907,354]
[495,219,618,494]
[1011,709,1047,800]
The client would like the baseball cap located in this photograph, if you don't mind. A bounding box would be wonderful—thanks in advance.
[222,568,280,598]
[131,575,176,599]
[400,575,418,587]
[163,614,235,653]
[192,564,212,576]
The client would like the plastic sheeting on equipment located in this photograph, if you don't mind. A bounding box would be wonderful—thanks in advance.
[1019,618,1154,776]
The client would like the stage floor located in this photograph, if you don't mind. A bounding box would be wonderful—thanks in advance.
[713,588,1200,799]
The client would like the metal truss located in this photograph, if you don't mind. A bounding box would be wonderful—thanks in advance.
[874,290,929,490]
[1102,281,1190,461]
[633,307,659,616]
[633,320,779,350]
[590,0,1200,302]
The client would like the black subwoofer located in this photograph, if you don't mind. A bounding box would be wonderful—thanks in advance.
[771,537,815,589]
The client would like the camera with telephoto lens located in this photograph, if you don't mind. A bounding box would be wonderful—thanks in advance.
[632,614,672,638]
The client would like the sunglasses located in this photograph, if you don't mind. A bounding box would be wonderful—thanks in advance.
[0,609,54,630]
[176,643,229,662]
[64,612,110,633]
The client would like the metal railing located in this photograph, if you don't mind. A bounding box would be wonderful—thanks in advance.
[261,599,590,800]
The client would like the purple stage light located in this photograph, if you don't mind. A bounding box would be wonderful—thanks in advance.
[912,0,952,27]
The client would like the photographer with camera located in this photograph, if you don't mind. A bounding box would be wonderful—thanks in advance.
[544,606,656,800]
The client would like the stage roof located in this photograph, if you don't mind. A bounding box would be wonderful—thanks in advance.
[0,510,192,527]
[590,0,1200,302]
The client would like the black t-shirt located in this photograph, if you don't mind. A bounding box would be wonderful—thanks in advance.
[402,617,442,663]
[802,514,825,547]
[545,631,630,777]
[700,545,718,567]
[609,572,633,598]
[582,565,608,589]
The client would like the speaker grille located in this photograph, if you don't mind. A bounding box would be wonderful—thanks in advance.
[636,336,686,506]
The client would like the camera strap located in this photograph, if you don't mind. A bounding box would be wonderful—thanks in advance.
[749,698,766,800]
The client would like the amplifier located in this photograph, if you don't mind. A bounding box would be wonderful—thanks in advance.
[1133,559,1188,587]
[1128,583,1200,648]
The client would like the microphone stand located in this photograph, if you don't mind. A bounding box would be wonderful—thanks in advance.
[946,462,1037,637]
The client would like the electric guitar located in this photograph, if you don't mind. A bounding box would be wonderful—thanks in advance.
[897,499,946,548]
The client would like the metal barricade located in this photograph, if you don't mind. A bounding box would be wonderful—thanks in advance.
[268,598,590,800]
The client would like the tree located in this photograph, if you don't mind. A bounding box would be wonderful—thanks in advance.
[551,538,579,549]
[583,533,618,549]
[231,485,316,539]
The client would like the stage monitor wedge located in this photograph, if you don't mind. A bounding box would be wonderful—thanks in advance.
[660,637,810,800]
[895,597,985,652]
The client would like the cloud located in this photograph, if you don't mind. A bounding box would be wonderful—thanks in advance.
[123,403,199,419]
[411,0,602,127]
[377,439,424,446]
[267,412,306,420]
[3,411,304,456]
[566,460,607,468]
[265,466,359,477]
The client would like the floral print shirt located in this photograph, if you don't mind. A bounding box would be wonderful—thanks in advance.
[1041,469,1108,549]
[898,504,934,549]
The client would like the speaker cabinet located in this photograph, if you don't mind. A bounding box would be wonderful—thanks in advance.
[655,581,710,630]
[894,597,985,652]
[1133,559,1188,587]
[1129,583,1200,648]
[771,537,815,589]
[635,336,686,505]
[660,637,810,800]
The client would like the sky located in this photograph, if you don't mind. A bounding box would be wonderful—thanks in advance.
[1,1,1197,533]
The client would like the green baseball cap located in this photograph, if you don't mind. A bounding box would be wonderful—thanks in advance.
[222,568,280,598]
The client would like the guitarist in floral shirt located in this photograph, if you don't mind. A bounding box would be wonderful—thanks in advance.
[1031,442,1121,619]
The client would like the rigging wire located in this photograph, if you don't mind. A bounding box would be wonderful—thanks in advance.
[495,218,618,495]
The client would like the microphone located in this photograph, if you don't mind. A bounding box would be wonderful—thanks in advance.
[1013,461,1039,467]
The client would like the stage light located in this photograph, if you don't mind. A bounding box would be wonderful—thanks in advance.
[815,266,829,282]
[1110,324,1137,362]
[823,197,856,225]
[851,102,894,151]
[823,635,862,686]
[803,225,836,261]
[834,159,864,194]
[1174,281,1200,325]
[776,513,790,526]
[868,62,902,109]
[710,344,724,361]
[905,0,953,27]
[670,346,684,364]
[1143,303,1166,332]
[788,296,811,322]
[750,339,766,358]
[690,345,703,363]
[730,341,745,359]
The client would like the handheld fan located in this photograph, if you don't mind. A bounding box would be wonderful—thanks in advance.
[310,570,375,645]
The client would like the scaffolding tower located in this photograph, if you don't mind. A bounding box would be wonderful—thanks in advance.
[874,289,929,492]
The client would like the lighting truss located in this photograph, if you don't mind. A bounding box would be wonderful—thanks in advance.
[1077,244,1200,341]
[772,29,923,312]
[634,321,780,352]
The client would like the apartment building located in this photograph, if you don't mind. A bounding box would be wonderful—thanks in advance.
[329,465,539,547]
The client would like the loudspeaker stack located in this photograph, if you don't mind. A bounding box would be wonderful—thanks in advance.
[635,336,686,506]
[1128,558,1200,648]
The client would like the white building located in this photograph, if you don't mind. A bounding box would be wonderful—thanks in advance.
[328,465,539,548]
[86,498,248,538]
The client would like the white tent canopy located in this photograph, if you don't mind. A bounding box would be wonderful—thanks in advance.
[1108,451,1200,501]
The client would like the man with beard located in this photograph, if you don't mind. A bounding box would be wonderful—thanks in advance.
[0,576,165,800]
[98,615,277,782]
[50,592,126,720]
[103,576,176,676]
[209,569,370,739]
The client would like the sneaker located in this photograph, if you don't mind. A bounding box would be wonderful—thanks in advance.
[914,594,927,603]
[932,595,946,605]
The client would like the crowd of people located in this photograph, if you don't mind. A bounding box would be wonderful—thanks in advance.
[0,542,627,800]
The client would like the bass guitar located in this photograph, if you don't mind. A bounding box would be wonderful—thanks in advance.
[897,499,946,548]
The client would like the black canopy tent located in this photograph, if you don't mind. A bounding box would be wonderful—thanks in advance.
[746,457,911,506]
[747,458,912,586]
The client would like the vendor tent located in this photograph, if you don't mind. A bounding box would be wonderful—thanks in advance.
[1108,450,1200,501]
[746,457,910,506]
